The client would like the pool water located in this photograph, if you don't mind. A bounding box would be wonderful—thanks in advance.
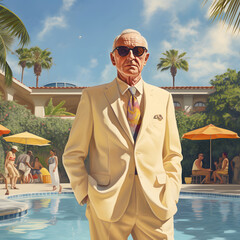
[0,194,240,240]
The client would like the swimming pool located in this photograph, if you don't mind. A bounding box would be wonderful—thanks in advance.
[1,193,240,240]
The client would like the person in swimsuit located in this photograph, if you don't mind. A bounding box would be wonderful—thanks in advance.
[32,157,43,182]
[5,146,20,191]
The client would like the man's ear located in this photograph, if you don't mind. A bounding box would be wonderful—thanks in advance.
[110,52,116,66]
[144,53,150,65]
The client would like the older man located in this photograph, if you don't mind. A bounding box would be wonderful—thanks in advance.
[63,29,182,240]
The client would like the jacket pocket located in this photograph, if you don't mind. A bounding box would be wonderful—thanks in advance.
[153,173,167,188]
[91,173,110,186]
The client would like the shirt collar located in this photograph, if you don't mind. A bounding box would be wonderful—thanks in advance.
[116,77,143,96]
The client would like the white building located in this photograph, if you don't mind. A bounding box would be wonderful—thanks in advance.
[0,72,215,118]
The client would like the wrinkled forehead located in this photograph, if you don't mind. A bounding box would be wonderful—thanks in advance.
[114,33,147,49]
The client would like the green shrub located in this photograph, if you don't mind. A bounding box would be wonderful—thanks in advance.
[0,100,72,182]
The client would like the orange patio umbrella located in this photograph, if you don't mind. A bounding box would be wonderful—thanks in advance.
[182,124,239,168]
[0,124,11,136]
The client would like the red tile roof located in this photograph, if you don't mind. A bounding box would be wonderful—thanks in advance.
[29,86,214,90]
[161,86,214,89]
[30,86,87,89]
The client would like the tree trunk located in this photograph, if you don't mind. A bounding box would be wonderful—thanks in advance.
[20,61,26,83]
[34,63,42,88]
[21,67,25,83]
[170,66,177,87]
[36,75,39,87]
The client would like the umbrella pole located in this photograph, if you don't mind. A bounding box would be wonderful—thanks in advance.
[210,137,212,169]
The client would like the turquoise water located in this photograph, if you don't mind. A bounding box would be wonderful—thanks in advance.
[1,194,240,240]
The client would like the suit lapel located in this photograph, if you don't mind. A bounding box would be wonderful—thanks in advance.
[104,79,134,144]
[136,82,154,143]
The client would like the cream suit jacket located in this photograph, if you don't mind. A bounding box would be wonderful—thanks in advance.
[63,78,182,222]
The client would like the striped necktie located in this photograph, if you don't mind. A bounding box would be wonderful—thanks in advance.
[127,87,141,141]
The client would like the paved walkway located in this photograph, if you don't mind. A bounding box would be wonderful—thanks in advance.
[0,183,72,197]
[181,184,240,196]
[1,183,240,198]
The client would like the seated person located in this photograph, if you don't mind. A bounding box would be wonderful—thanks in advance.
[32,157,43,182]
[212,152,229,184]
[192,153,212,183]
[214,157,223,170]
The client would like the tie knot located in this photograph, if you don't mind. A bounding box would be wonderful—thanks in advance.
[129,87,137,96]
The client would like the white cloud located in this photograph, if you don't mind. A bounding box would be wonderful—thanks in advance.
[190,59,226,83]
[62,0,76,11]
[90,58,98,68]
[38,15,67,39]
[38,0,76,39]
[101,64,116,84]
[157,17,240,86]
[161,40,172,50]
[192,22,237,58]
[142,0,175,23]
[171,18,200,40]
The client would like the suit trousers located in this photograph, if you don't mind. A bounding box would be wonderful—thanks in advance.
[85,176,174,240]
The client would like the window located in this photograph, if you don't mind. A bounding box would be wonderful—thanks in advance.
[57,83,64,87]
[44,82,77,87]
[174,102,181,108]
[194,102,206,107]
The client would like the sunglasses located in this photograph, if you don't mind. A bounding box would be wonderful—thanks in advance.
[112,46,147,57]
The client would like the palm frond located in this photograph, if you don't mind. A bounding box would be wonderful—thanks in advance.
[180,60,189,71]
[160,67,171,72]
[0,5,30,46]
[203,0,240,33]
[178,52,187,58]
[0,55,13,86]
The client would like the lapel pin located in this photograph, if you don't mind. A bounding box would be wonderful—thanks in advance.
[153,114,163,121]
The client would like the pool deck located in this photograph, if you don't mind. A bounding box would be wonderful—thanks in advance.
[0,183,240,221]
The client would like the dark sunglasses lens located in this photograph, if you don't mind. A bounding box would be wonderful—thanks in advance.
[117,47,129,56]
[133,47,145,56]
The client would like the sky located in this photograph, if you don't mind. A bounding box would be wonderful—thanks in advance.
[4,0,240,88]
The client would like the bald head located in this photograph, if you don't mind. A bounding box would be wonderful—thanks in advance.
[112,29,148,51]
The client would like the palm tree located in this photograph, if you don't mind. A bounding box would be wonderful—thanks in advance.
[27,47,53,87]
[0,2,30,85]
[45,98,75,116]
[203,0,240,33]
[157,49,189,87]
[15,48,31,83]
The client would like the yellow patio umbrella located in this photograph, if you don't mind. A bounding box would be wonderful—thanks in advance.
[0,124,11,136]
[182,124,239,168]
[3,131,50,150]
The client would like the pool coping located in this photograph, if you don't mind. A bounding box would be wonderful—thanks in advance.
[0,191,74,222]
[1,186,240,222]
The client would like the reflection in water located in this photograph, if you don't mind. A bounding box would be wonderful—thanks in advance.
[219,201,230,222]
[32,199,51,211]
[50,198,60,215]
[175,196,240,240]
[1,195,240,240]
[7,198,60,234]
[191,199,203,220]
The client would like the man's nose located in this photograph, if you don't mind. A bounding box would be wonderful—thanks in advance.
[127,49,135,59]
